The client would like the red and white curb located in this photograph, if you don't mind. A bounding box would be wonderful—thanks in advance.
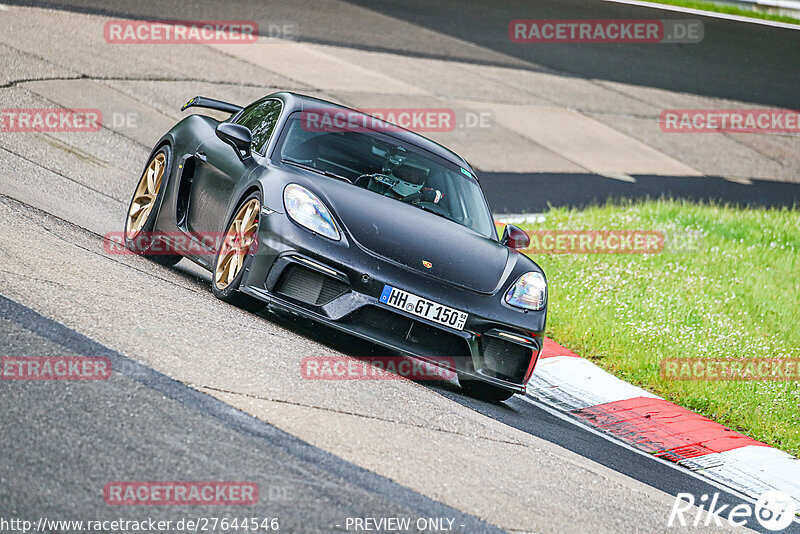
[528,337,800,509]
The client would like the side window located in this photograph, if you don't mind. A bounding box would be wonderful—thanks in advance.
[233,99,282,155]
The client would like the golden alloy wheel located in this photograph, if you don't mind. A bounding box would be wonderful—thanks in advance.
[126,152,166,239]
[214,198,260,290]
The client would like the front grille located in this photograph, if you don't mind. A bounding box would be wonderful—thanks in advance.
[349,307,470,358]
[275,264,349,306]
[481,336,531,382]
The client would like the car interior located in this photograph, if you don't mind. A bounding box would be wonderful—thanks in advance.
[279,117,493,236]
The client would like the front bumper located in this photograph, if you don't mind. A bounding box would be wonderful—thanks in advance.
[239,212,545,393]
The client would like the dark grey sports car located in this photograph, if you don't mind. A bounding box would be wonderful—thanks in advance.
[124,92,547,402]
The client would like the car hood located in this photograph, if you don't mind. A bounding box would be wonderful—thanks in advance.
[323,184,512,294]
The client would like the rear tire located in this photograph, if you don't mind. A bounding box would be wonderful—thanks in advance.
[123,145,181,267]
[460,379,515,403]
[211,191,266,311]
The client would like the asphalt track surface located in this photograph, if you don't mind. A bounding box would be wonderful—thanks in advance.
[2,262,797,534]
[0,295,502,533]
[10,0,800,210]
[481,172,800,213]
[1,1,799,533]
[10,0,800,108]
[3,286,794,534]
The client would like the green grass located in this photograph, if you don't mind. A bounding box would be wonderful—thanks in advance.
[507,200,800,456]
[637,0,800,25]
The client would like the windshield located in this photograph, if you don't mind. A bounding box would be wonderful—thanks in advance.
[275,113,495,238]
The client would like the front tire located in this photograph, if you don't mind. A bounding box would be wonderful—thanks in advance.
[123,146,181,267]
[460,379,515,403]
[211,191,265,311]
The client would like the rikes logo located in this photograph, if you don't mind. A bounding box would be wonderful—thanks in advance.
[422,260,432,269]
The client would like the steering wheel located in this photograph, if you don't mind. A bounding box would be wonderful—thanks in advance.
[355,173,399,192]
[399,191,422,203]
[354,174,372,188]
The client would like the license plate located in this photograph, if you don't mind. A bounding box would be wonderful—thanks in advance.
[379,285,468,331]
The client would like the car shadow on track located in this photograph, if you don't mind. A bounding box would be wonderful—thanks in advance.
[166,259,518,405]
[258,307,477,394]
[482,172,800,214]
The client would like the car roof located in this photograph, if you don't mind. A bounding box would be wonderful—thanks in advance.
[265,91,476,175]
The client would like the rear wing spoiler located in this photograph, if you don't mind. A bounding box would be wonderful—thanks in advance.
[181,96,243,115]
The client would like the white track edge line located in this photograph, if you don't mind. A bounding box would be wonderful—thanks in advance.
[523,394,800,526]
[519,394,761,504]
[601,0,800,29]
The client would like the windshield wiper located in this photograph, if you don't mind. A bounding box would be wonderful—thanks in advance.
[281,158,352,183]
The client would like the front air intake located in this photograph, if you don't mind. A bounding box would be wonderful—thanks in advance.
[274,264,348,306]
[348,307,471,358]
[481,335,531,383]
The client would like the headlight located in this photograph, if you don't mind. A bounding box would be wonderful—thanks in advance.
[284,184,340,240]
[505,272,547,311]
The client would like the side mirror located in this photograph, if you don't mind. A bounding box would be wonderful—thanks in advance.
[501,224,530,250]
[216,122,252,160]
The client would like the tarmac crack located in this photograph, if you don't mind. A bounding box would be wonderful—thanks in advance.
[3,76,289,149]
[719,131,800,175]
[0,144,123,202]
[0,267,67,290]
[0,195,204,295]
[1,74,294,91]
[197,384,531,448]
[0,41,83,84]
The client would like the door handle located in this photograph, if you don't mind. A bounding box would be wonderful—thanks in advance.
[195,151,207,162]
